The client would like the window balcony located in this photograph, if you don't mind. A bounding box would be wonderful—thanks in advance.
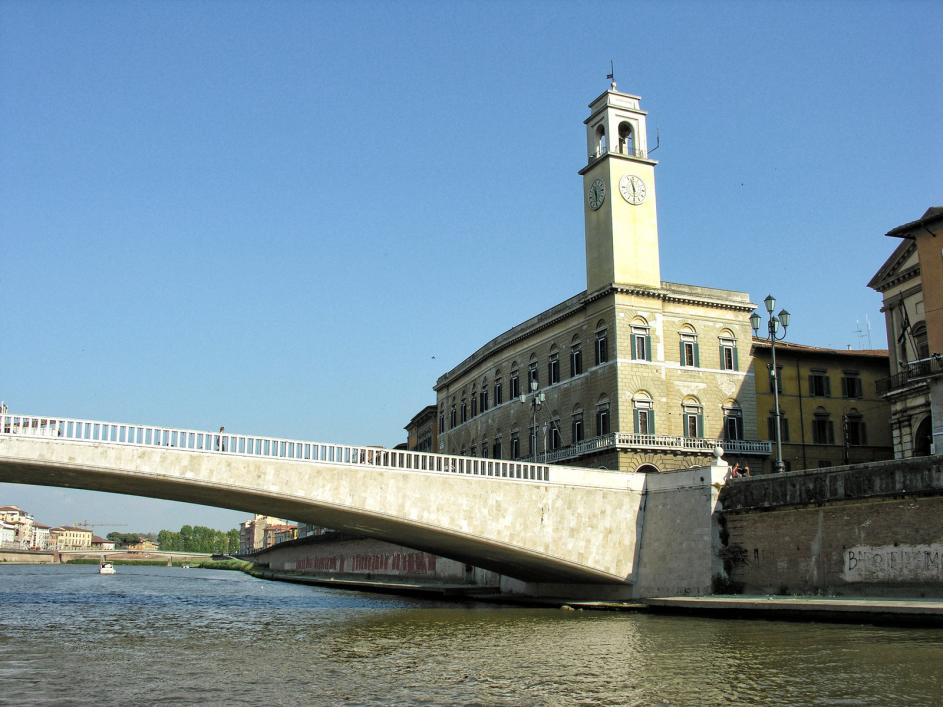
[875,355,943,396]
[525,432,771,465]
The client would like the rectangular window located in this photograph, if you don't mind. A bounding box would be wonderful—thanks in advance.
[720,339,738,371]
[528,362,539,389]
[439,413,445,434]
[724,415,743,440]
[510,432,520,459]
[596,404,610,435]
[631,328,652,362]
[637,409,651,435]
[492,438,502,459]
[685,414,699,438]
[809,370,831,397]
[680,335,699,367]
[683,407,702,438]
[595,330,608,365]
[509,373,520,399]
[480,389,489,412]
[549,423,562,451]
[460,400,467,423]
[471,397,478,417]
[841,373,862,399]
[768,365,784,393]
[845,417,866,446]
[494,380,503,405]
[449,406,456,429]
[570,346,583,376]
[767,416,790,442]
[571,414,584,443]
[548,354,560,385]
[812,417,834,444]
[528,425,537,456]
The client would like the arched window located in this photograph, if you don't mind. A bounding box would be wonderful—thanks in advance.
[492,432,503,460]
[631,317,652,362]
[527,353,539,390]
[595,320,609,365]
[471,384,478,417]
[679,325,699,367]
[548,412,562,451]
[595,124,607,157]
[913,322,929,360]
[548,345,560,385]
[719,329,738,371]
[571,404,584,444]
[723,400,743,440]
[480,378,489,412]
[618,121,635,156]
[493,371,503,406]
[682,397,703,438]
[633,392,655,435]
[509,363,521,398]
[596,395,611,436]
[570,334,583,376]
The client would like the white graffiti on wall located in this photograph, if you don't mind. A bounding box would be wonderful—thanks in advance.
[842,544,943,583]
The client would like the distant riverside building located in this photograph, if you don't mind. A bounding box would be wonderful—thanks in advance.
[49,526,93,549]
[0,505,34,547]
[91,536,116,551]
[266,524,297,548]
[433,83,768,472]
[127,539,159,552]
[869,207,943,457]
[0,521,15,547]
[750,340,893,473]
[31,523,50,550]
[405,405,437,453]
[239,514,287,554]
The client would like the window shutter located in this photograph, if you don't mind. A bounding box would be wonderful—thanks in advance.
[732,346,739,371]
[808,374,815,395]
[650,410,656,435]
[824,377,831,397]
[645,335,652,361]
[680,339,685,366]
[631,336,637,360]
[719,345,725,369]
[861,422,867,445]
[694,343,700,367]
[697,413,704,438]
[827,421,835,444]
[633,410,640,434]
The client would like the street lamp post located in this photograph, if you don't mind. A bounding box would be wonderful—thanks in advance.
[751,294,791,474]
[521,379,545,462]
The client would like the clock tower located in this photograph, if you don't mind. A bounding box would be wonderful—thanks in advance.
[579,84,661,292]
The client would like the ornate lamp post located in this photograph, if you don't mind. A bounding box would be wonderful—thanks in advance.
[521,379,545,462]
[751,294,791,473]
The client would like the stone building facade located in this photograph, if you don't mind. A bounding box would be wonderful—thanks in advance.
[868,207,943,457]
[434,84,769,473]
[751,340,893,474]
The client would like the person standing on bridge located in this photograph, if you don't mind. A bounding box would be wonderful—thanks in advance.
[216,426,226,452]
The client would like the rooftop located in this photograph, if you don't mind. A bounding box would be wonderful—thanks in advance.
[752,338,888,359]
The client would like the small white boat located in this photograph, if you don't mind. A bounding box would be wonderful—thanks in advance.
[99,561,116,575]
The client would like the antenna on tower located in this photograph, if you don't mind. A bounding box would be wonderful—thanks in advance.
[854,321,866,349]
[866,313,873,348]
[607,60,616,89]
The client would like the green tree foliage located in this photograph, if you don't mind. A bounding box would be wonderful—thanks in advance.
[106,532,143,545]
[156,525,240,554]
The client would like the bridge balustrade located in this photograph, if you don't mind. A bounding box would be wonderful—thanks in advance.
[0,413,550,483]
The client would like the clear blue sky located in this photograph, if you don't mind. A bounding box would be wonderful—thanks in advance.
[2,1,940,533]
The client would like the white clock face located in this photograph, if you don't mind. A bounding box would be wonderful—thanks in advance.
[619,174,646,205]
[587,178,606,210]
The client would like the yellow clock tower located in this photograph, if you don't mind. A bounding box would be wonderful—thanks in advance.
[579,83,661,293]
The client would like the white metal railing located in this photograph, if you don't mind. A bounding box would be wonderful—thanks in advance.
[0,413,550,483]
[527,432,772,464]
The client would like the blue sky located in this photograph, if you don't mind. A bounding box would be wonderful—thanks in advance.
[2,1,941,532]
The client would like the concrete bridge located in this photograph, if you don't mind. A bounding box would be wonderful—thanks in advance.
[0,413,728,597]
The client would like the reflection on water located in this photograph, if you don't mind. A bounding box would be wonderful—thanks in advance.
[1,565,941,705]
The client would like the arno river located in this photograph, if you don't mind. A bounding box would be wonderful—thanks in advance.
[1,565,941,705]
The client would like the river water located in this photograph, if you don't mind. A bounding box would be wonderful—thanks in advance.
[1,565,941,705]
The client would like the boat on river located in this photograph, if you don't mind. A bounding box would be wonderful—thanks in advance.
[99,561,116,575]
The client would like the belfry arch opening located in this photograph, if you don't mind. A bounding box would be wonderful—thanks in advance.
[618,122,635,156]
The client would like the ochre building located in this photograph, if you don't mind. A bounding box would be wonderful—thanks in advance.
[434,84,769,473]
[750,340,893,473]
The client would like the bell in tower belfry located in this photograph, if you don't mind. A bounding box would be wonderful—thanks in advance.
[579,85,661,293]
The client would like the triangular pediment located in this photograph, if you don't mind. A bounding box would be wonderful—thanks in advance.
[868,238,919,292]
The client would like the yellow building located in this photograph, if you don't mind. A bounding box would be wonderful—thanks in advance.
[869,207,943,457]
[433,83,769,472]
[750,340,893,473]
[49,526,93,549]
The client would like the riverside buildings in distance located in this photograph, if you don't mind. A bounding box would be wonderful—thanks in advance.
[433,83,768,472]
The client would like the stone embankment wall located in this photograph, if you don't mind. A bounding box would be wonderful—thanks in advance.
[255,533,502,587]
[719,456,943,597]
[0,550,55,564]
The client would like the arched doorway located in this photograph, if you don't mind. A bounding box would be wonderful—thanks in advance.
[636,464,659,474]
[913,417,932,457]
